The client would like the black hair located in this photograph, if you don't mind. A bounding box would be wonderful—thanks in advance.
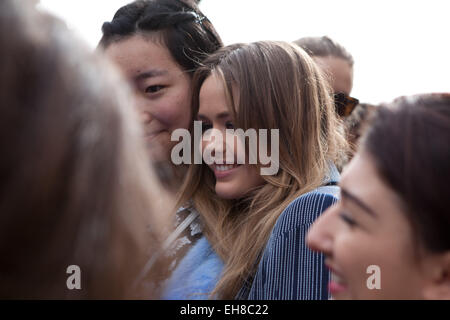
[294,36,354,67]
[363,94,450,253]
[99,0,222,74]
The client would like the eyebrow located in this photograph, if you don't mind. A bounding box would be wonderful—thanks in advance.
[197,112,231,121]
[340,188,377,218]
[134,69,168,81]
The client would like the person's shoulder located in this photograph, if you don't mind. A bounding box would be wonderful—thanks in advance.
[162,236,224,299]
[283,187,339,219]
[271,187,339,239]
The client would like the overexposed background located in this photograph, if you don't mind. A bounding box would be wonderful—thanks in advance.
[38,0,450,105]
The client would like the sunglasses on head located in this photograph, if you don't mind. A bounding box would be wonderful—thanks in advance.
[334,92,359,117]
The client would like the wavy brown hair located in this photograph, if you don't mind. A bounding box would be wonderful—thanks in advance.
[363,94,450,254]
[177,41,348,298]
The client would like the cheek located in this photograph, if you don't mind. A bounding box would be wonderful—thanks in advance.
[367,234,424,299]
[333,232,373,298]
[200,139,208,156]
[233,136,246,163]
[335,230,423,299]
[223,134,243,162]
[154,86,192,131]
[215,165,264,199]
[239,166,264,190]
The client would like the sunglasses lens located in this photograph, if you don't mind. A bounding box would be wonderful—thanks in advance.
[334,93,359,117]
[334,93,347,117]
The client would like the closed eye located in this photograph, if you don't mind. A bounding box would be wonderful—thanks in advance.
[339,212,357,227]
[145,85,165,94]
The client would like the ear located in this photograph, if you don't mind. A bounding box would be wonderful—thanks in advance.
[423,252,450,300]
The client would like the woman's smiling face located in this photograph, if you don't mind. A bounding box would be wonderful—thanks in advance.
[104,34,192,161]
[197,74,264,200]
[307,151,443,299]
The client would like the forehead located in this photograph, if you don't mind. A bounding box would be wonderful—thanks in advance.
[313,55,353,95]
[103,34,182,78]
[198,74,231,115]
[341,152,406,220]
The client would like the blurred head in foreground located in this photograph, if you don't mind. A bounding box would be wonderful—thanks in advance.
[0,0,169,299]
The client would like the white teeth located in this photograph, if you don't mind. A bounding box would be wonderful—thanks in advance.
[215,165,237,171]
[332,272,346,285]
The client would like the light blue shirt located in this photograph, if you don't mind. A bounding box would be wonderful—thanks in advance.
[162,237,224,300]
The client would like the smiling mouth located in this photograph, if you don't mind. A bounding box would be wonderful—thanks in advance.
[331,272,347,286]
[326,263,348,296]
[210,164,241,179]
[214,164,240,171]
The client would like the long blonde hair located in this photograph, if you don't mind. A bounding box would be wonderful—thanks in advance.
[178,41,348,298]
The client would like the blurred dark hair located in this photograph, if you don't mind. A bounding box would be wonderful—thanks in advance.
[294,36,354,67]
[363,94,450,253]
[0,0,168,299]
[99,0,223,74]
[344,103,377,156]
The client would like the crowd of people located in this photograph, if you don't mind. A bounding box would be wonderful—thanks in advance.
[1,0,449,300]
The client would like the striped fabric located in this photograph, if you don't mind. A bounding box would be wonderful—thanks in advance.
[237,166,340,300]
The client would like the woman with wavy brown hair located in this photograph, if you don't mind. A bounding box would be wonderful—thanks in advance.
[166,41,348,299]
[0,0,169,299]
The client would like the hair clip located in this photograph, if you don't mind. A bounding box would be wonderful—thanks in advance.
[188,11,206,25]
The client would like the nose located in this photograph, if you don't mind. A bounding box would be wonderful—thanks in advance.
[134,95,154,125]
[306,204,338,256]
[140,110,152,124]
[202,128,226,164]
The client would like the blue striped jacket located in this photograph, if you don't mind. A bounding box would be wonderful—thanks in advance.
[237,165,340,300]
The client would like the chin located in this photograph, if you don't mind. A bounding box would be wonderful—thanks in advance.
[215,184,245,200]
[147,136,174,162]
[215,189,239,200]
[331,292,351,300]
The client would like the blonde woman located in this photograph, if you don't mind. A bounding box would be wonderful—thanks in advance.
[165,41,348,299]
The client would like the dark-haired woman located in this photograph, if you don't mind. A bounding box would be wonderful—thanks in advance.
[99,0,223,297]
[307,93,450,299]
[100,0,222,176]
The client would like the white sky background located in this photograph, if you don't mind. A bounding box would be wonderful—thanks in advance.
[38,0,450,105]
